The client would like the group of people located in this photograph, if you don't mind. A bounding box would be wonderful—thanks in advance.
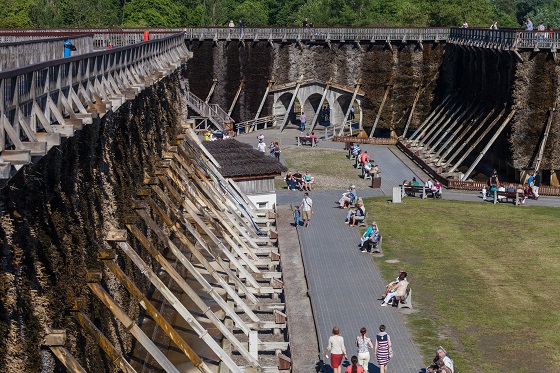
[285,169,313,191]
[255,133,283,161]
[326,325,392,373]
[204,130,231,141]
[351,144,381,179]
[481,169,540,203]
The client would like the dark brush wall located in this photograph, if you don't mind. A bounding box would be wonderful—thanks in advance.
[0,69,185,372]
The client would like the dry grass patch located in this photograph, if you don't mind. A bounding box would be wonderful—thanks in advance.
[274,145,370,190]
[364,197,560,373]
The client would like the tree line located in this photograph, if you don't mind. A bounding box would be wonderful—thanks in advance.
[2,0,560,29]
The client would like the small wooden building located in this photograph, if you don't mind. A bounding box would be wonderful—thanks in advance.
[203,139,287,209]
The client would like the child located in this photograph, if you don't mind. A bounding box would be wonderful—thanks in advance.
[293,206,301,227]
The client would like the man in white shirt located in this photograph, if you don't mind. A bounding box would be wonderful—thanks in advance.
[300,192,313,227]
[257,140,266,153]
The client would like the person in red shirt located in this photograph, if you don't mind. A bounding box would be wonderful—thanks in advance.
[360,151,369,178]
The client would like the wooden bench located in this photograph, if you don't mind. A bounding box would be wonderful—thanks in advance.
[493,190,523,206]
[296,137,317,147]
[402,185,430,199]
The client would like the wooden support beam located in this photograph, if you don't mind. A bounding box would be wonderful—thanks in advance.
[462,109,516,180]
[338,79,362,136]
[111,240,258,368]
[425,102,474,151]
[309,77,332,132]
[417,101,460,147]
[254,79,275,123]
[369,77,393,137]
[408,95,451,142]
[70,308,137,373]
[534,107,555,172]
[228,78,246,117]
[279,75,304,132]
[447,107,506,172]
[441,108,496,168]
[86,280,181,373]
[432,103,482,159]
[96,248,212,373]
[402,85,423,138]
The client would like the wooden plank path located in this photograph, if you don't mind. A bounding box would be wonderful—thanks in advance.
[277,190,424,373]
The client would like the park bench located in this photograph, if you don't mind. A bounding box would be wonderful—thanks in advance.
[393,285,412,309]
[296,137,317,147]
[402,185,430,199]
[493,190,523,206]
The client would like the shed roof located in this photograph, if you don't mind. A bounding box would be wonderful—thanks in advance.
[202,139,287,178]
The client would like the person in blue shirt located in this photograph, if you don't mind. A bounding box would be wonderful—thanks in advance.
[293,206,301,227]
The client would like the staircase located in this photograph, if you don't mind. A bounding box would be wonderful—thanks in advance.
[185,91,233,131]
[235,115,279,135]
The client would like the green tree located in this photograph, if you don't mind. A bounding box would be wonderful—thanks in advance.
[122,0,184,27]
[230,0,268,26]
[0,0,35,28]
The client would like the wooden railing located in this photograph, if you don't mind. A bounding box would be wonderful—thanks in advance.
[235,115,278,135]
[185,91,232,131]
[182,27,450,43]
[449,27,560,51]
[0,33,189,179]
[0,34,94,70]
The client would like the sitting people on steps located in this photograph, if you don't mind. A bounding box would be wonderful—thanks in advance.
[380,272,408,306]
[360,222,380,253]
[345,203,365,226]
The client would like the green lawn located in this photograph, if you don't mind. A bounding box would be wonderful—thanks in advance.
[363,197,560,372]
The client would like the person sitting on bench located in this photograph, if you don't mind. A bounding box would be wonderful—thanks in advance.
[380,269,407,298]
[380,272,408,306]
[431,180,442,198]
[293,170,304,190]
[360,222,380,253]
[344,203,365,226]
[337,185,356,208]
[285,172,298,191]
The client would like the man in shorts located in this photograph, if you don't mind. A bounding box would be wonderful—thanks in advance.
[300,192,313,228]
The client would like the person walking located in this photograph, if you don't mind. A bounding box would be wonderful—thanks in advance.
[356,327,373,372]
[533,170,541,200]
[300,111,307,132]
[274,142,281,161]
[326,326,347,373]
[374,325,392,373]
[346,356,364,373]
[300,192,313,227]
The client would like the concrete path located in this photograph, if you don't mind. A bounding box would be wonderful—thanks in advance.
[236,128,560,372]
[278,190,424,373]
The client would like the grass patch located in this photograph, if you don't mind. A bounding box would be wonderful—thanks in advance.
[274,145,371,190]
[363,197,560,372]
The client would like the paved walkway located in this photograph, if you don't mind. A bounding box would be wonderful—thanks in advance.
[237,128,560,372]
[278,190,424,373]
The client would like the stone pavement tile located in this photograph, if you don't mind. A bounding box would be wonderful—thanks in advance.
[282,190,424,373]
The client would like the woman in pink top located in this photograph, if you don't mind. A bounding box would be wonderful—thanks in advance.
[345,355,364,373]
[326,326,347,373]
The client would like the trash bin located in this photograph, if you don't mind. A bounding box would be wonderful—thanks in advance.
[371,176,381,189]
